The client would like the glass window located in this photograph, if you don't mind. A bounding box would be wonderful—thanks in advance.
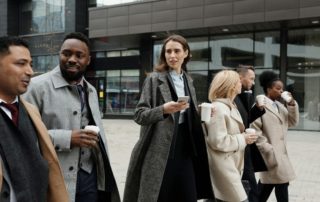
[106,70,121,113]
[188,37,209,71]
[96,51,106,58]
[188,71,209,103]
[122,50,140,56]
[20,0,65,35]
[107,51,121,57]
[32,54,58,74]
[91,0,153,7]
[287,28,320,131]
[254,31,280,69]
[104,69,140,115]
[209,34,254,69]
[120,70,140,114]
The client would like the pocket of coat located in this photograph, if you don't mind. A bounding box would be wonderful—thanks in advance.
[264,150,278,169]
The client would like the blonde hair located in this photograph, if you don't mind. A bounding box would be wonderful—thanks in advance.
[208,70,240,101]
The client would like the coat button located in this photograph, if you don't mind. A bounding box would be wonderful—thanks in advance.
[73,111,78,115]
[69,166,74,171]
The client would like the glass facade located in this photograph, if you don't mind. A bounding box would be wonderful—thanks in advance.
[89,0,154,7]
[152,29,320,131]
[287,28,320,130]
[32,54,59,74]
[96,69,140,115]
[20,0,65,35]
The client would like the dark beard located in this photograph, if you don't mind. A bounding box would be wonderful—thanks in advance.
[60,66,85,82]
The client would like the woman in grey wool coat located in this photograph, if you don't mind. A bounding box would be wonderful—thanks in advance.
[123,34,214,202]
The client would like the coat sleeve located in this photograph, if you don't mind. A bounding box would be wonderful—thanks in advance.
[134,74,166,126]
[250,117,278,169]
[206,104,246,153]
[287,101,299,128]
[249,104,266,124]
[23,82,72,151]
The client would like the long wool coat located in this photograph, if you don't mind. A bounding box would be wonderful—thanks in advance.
[250,100,299,184]
[123,71,213,202]
[0,98,69,202]
[23,66,120,202]
[205,98,248,202]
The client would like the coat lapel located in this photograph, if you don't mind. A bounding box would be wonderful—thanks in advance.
[216,98,245,132]
[20,97,69,202]
[265,102,283,124]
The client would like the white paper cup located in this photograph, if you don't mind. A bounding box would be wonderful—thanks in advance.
[256,95,266,107]
[84,125,100,134]
[281,91,292,103]
[200,103,212,122]
[245,128,256,135]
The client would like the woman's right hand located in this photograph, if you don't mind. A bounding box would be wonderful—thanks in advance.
[243,131,258,145]
[163,101,189,114]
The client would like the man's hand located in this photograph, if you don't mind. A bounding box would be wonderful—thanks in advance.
[70,129,99,148]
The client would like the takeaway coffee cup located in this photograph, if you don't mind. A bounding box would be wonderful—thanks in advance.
[200,103,212,122]
[256,94,266,107]
[245,128,257,142]
[281,91,292,103]
[245,128,256,135]
[84,125,100,134]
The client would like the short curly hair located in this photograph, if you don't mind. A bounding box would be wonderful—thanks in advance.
[259,71,281,94]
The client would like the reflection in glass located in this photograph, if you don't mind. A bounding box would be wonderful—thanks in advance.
[20,0,65,35]
[32,54,59,74]
[104,70,140,115]
[120,70,140,114]
[209,34,254,69]
[287,28,320,130]
[106,70,121,113]
[254,32,280,69]
[188,71,209,103]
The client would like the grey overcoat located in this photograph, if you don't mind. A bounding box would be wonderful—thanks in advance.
[123,71,214,202]
[23,66,120,202]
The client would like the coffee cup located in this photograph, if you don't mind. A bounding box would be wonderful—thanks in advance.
[245,128,257,141]
[245,128,256,135]
[84,125,100,134]
[256,95,266,107]
[200,103,212,122]
[281,91,292,103]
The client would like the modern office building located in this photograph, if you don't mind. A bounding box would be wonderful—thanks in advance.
[1,0,320,131]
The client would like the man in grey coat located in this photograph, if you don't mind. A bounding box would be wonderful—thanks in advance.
[23,32,120,202]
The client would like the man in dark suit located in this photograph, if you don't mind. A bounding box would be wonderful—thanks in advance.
[234,65,266,202]
[0,36,68,201]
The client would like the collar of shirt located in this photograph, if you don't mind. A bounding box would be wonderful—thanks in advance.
[0,97,19,104]
[265,96,278,111]
[169,70,185,98]
[69,77,85,87]
[169,70,184,82]
[0,97,19,119]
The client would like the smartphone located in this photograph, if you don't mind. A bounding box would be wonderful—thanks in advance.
[177,96,190,103]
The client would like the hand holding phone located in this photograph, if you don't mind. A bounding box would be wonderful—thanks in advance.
[177,96,189,103]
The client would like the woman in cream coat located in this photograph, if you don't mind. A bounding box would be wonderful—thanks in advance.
[250,71,299,202]
[205,70,257,202]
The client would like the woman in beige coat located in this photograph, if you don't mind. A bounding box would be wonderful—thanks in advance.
[205,70,257,202]
[250,71,299,202]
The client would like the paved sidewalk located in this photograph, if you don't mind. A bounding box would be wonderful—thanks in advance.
[103,119,320,201]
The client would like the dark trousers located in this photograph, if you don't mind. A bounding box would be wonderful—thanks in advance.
[76,168,98,202]
[158,123,197,202]
[242,146,259,202]
[258,181,289,202]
